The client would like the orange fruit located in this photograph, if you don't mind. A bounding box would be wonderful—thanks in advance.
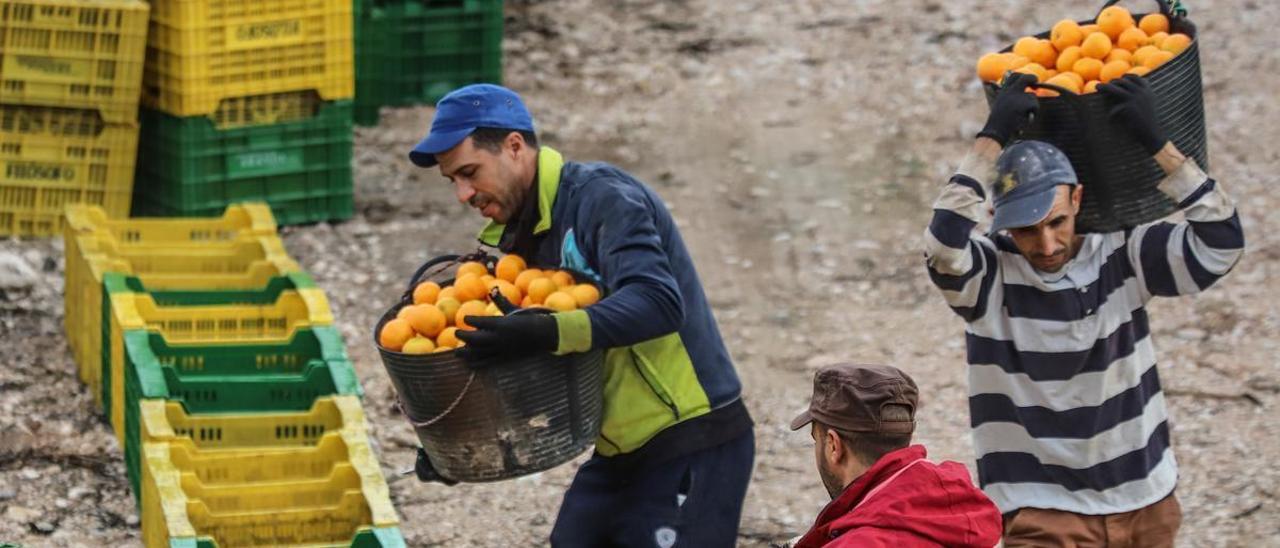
[514,269,545,293]
[1096,6,1135,39]
[1105,48,1133,64]
[412,281,441,305]
[379,319,415,351]
[1161,33,1191,55]
[1005,54,1031,71]
[527,277,556,305]
[1099,60,1131,83]
[1045,73,1082,94]
[544,291,578,312]
[1051,19,1084,50]
[455,300,490,330]
[1139,13,1169,35]
[403,304,447,338]
[1131,45,1161,66]
[435,297,461,326]
[1044,69,1059,80]
[1060,71,1085,87]
[402,336,436,355]
[1013,37,1056,68]
[570,284,601,307]
[437,286,457,302]
[436,327,460,348]
[1080,23,1101,35]
[494,279,522,305]
[396,306,412,320]
[495,254,527,283]
[1127,65,1152,76]
[1034,87,1059,98]
[1084,80,1101,93]
[1116,27,1148,51]
[1072,57,1104,82]
[452,273,488,302]
[1081,32,1112,59]
[1014,62,1050,83]
[520,295,533,308]
[976,52,1009,83]
[1143,49,1174,69]
[1147,31,1168,49]
[551,270,575,288]
[1055,46,1082,72]
[432,346,453,354]
[456,261,488,279]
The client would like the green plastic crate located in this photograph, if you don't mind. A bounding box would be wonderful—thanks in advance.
[354,0,503,126]
[170,526,407,548]
[121,325,362,500]
[132,100,354,224]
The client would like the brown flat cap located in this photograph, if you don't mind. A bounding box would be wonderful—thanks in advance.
[790,363,917,435]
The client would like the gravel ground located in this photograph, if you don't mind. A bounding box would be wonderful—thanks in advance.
[2,0,1277,545]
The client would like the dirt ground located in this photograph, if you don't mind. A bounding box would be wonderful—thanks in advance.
[2,0,1278,545]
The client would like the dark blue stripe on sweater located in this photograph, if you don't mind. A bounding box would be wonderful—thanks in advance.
[949,245,999,322]
[966,309,1150,381]
[1189,211,1244,250]
[1176,179,1216,209]
[1002,246,1134,322]
[976,421,1171,491]
[1139,223,1179,296]
[928,244,983,291]
[951,174,986,200]
[1183,237,1222,291]
[969,361,1162,437]
[930,209,977,250]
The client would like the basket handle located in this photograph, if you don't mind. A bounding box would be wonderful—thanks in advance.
[403,249,496,293]
[1098,0,1188,19]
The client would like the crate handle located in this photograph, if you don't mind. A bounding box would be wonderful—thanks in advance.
[397,370,477,428]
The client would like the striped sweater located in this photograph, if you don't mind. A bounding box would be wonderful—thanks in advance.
[923,154,1245,515]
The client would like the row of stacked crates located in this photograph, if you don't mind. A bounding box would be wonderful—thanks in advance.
[353,0,504,126]
[62,202,405,547]
[131,0,356,225]
[0,0,148,236]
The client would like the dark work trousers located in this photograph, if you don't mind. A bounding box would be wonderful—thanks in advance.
[549,429,755,548]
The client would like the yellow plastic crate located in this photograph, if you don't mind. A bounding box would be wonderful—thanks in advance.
[0,0,150,124]
[64,234,298,399]
[105,287,333,443]
[0,104,136,236]
[63,202,278,244]
[139,396,368,449]
[142,0,354,118]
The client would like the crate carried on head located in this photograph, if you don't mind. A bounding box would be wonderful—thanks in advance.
[982,0,1206,233]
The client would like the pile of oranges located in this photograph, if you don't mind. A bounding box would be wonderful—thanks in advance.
[976,6,1192,95]
[378,254,602,354]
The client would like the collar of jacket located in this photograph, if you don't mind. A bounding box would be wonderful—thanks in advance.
[477,146,564,247]
[799,444,929,544]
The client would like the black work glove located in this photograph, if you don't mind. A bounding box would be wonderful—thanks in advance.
[454,310,558,364]
[978,73,1039,147]
[415,447,458,485]
[1098,74,1168,155]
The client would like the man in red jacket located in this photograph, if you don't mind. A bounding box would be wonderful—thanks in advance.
[789,364,1001,547]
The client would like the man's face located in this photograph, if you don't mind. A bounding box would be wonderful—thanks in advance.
[435,135,527,224]
[1008,185,1083,273]
[811,424,846,499]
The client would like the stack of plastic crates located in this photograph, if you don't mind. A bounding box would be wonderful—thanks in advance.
[61,203,403,546]
[132,0,355,224]
[0,0,149,236]
[354,0,504,126]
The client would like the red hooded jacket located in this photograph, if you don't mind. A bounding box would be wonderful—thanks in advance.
[794,445,1001,548]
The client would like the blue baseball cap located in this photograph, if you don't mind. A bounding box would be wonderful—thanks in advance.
[991,141,1078,232]
[408,84,536,168]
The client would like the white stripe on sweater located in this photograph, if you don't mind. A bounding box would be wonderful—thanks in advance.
[972,391,1169,466]
[967,338,1157,409]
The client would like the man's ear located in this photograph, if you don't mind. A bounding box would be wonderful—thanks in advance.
[1071,185,1083,213]
[824,428,844,465]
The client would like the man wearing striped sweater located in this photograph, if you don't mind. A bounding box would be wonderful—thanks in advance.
[924,73,1245,546]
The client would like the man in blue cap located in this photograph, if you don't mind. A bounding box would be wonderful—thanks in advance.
[407,84,755,546]
[922,72,1245,546]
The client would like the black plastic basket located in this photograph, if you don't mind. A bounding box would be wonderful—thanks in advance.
[373,253,604,482]
[984,0,1206,233]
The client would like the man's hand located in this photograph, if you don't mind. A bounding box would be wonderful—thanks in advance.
[415,447,458,485]
[1098,74,1169,156]
[454,310,558,363]
[977,73,1039,147]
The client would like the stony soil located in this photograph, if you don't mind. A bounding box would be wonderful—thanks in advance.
[2,0,1277,545]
